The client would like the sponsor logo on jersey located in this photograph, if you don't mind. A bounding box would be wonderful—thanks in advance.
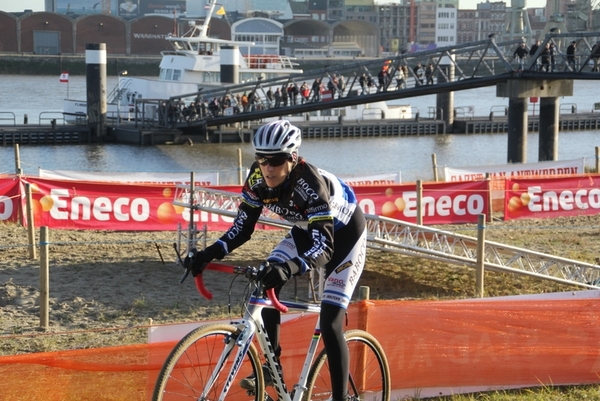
[334,260,353,274]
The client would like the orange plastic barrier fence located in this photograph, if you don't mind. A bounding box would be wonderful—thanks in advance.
[1,296,600,400]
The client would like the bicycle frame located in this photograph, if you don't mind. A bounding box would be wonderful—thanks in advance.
[210,286,323,401]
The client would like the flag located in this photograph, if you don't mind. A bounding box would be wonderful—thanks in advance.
[59,72,69,83]
[216,6,226,15]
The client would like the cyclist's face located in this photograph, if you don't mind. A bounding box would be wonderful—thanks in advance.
[259,158,292,188]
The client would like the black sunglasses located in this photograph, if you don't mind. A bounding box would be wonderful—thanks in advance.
[255,155,291,167]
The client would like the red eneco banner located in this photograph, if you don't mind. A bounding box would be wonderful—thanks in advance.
[0,177,21,222]
[11,178,490,230]
[353,180,489,224]
[504,175,600,220]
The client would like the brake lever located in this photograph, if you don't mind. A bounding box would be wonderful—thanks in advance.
[173,243,213,300]
[174,243,191,284]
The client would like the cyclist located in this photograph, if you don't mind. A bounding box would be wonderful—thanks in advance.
[187,119,367,401]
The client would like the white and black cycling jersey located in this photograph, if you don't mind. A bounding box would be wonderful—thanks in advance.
[215,158,365,275]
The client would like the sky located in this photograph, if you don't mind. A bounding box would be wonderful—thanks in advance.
[0,0,548,14]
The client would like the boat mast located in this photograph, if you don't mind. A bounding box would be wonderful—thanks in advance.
[199,0,218,38]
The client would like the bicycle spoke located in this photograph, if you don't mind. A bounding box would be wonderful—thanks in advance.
[153,324,264,401]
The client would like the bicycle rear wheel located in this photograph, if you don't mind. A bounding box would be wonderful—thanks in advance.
[153,323,265,401]
[304,329,391,401]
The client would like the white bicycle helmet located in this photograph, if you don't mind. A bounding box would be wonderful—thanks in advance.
[253,120,302,156]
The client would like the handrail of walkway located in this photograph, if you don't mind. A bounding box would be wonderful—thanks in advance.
[138,31,600,130]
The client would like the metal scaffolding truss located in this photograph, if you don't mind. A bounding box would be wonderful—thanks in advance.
[173,186,600,295]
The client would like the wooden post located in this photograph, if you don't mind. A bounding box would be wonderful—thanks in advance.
[416,180,423,225]
[14,143,22,175]
[188,172,195,253]
[25,183,37,260]
[238,148,243,185]
[358,286,370,301]
[431,153,438,182]
[485,173,493,223]
[475,214,486,298]
[40,226,49,329]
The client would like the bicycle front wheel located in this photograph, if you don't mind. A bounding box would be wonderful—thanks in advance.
[153,323,265,401]
[305,329,391,401]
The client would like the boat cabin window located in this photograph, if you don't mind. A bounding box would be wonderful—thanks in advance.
[160,68,182,82]
[198,42,216,55]
[172,41,184,50]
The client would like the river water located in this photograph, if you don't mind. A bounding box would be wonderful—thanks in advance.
[0,74,599,184]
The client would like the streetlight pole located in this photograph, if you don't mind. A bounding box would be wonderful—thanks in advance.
[117,70,128,127]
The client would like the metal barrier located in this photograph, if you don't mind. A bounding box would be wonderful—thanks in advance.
[0,112,16,126]
[39,112,66,127]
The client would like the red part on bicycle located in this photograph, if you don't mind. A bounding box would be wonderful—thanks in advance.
[204,263,235,274]
[194,275,213,300]
[266,288,288,313]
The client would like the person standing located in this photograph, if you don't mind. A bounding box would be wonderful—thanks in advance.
[274,88,282,108]
[592,42,600,72]
[513,42,528,70]
[566,40,577,71]
[187,120,367,401]
[359,73,367,95]
[425,63,434,85]
[413,63,424,86]
[529,40,540,70]
[311,78,321,102]
[548,43,556,72]
[540,43,551,72]
[395,66,406,90]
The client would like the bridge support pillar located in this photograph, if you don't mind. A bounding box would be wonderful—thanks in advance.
[539,97,559,161]
[86,43,107,140]
[507,98,528,163]
[497,79,573,163]
[436,54,455,128]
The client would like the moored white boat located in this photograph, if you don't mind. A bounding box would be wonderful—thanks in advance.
[64,0,303,123]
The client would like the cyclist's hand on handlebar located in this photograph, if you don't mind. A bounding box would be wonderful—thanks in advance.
[257,261,297,289]
[185,243,225,277]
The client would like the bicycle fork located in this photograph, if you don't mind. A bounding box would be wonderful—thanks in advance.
[201,322,257,401]
[256,316,323,401]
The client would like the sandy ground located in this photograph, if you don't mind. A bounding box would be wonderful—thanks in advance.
[1,214,599,353]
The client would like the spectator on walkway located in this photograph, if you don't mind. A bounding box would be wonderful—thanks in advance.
[566,40,577,70]
[241,92,249,112]
[274,88,282,108]
[337,74,345,97]
[413,63,424,86]
[359,73,367,95]
[300,82,310,103]
[513,42,528,70]
[377,67,388,92]
[592,42,600,72]
[540,43,551,72]
[425,63,434,85]
[549,43,556,72]
[529,40,541,70]
[395,66,406,89]
[311,78,321,102]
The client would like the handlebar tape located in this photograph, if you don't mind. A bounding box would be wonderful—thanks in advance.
[194,274,213,300]
[266,288,288,313]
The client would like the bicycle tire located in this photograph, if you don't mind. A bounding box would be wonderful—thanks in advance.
[152,323,265,401]
[304,329,391,401]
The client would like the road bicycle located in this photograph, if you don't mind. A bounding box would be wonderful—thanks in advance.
[152,257,391,401]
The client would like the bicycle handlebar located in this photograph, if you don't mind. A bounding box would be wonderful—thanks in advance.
[175,246,288,313]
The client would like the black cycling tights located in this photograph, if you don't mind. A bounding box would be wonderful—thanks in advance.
[262,301,348,401]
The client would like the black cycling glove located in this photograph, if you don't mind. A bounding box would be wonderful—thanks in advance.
[257,261,300,289]
[185,243,226,277]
